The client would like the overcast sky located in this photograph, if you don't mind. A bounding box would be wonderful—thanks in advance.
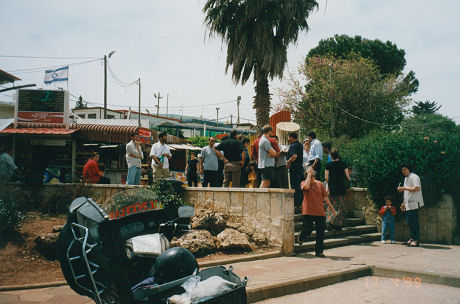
[1,0,459,125]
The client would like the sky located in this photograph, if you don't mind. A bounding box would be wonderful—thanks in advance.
[1,0,459,125]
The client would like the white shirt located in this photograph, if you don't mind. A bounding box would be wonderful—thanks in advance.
[403,172,424,210]
[302,150,309,166]
[307,139,323,162]
[125,140,143,168]
[150,141,172,169]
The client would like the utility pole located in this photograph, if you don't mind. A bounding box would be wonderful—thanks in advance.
[138,78,141,127]
[154,92,163,116]
[103,51,115,119]
[180,104,184,122]
[328,64,334,138]
[216,107,220,128]
[166,93,169,117]
[237,96,241,125]
[230,114,233,128]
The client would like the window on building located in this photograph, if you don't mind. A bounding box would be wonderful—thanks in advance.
[108,115,115,119]
[78,114,85,118]
[88,114,96,119]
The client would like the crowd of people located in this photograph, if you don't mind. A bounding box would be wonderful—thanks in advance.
[80,128,425,257]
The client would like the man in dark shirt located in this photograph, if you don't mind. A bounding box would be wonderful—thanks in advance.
[216,130,245,187]
[286,132,304,210]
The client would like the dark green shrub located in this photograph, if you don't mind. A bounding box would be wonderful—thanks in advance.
[40,184,98,215]
[148,179,189,210]
[340,116,459,206]
[0,199,25,232]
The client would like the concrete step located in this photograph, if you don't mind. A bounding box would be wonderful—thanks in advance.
[344,217,366,226]
[294,225,377,242]
[294,217,366,231]
[294,232,381,253]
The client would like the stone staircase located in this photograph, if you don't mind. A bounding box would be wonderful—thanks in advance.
[294,213,380,253]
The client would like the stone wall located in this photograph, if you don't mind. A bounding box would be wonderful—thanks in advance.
[184,188,295,255]
[41,184,295,254]
[395,195,457,243]
[344,189,458,244]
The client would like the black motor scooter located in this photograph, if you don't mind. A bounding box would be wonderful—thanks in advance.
[57,197,247,304]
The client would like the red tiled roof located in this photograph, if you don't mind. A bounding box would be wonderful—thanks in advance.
[0,127,77,135]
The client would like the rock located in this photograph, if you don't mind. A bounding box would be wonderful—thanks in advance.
[217,228,252,252]
[190,210,226,235]
[52,225,64,233]
[170,230,217,257]
[34,232,59,260]
[251,232,270,247]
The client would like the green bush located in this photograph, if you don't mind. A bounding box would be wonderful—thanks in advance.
[0,199,25,232]
[340,116,459,206]
[148,179,189,210]
[40,184,98,215]
[188,136,211,148]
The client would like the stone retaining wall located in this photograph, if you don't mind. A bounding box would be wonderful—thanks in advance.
[344,189,458,244]
[184,188,295,254]
[41,184,295,254]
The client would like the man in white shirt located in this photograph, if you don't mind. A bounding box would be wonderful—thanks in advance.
[125,133,143,185]
[307,131,323,180]
[398,162,424,247]
[150,132,172,180]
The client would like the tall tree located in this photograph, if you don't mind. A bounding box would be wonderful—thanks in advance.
[203,0,318,128]
[412,100,441,115]
[307,34,406,75]
[278,56,415,138]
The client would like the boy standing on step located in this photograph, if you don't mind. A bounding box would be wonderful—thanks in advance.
[298,167,336,257]
[379,195,396,244]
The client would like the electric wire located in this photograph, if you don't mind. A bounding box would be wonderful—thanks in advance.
[0,54,98,60]
[106,61,138,87]
[6,58,102,74]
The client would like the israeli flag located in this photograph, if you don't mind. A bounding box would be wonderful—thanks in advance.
[44,66,69,84]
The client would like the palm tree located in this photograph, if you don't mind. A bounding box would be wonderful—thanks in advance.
[203,0,318,128]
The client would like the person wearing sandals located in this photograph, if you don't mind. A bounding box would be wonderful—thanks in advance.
[298,167,336,257]
[325,149,351,231]
[398,163,424,247]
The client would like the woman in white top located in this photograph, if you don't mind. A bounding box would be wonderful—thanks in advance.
[398,162,424,247]
[302,139,310,174]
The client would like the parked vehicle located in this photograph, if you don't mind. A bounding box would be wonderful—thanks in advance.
[57,197,247,304]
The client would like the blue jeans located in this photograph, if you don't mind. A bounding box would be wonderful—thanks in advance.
[381,218,395,241]
[127,166,141,185]
[406,209,420,241]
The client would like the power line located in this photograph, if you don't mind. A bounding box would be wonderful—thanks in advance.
[0,54,98,60]
[6,58,102,74]
[335,103,460,127]
[106,61,138,87]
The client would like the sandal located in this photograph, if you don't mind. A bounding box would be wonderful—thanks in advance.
[406,239,414,246]
[408,241,420,247]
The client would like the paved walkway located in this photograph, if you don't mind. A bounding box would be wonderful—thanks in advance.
[255,276,460,304]
[1,242,459,304]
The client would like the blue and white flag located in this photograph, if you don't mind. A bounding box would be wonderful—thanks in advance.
[44,66,69,84]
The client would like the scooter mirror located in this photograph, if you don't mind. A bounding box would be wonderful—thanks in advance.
[178,206,194,218]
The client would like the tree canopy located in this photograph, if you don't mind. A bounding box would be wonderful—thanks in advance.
[75,95,87,109]
[307,34,407,75]
[278,55,415,138]
[412,100,441,115]
[203,0,318,128]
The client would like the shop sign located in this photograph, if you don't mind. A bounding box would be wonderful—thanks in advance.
[31,139,67,146]
[15,89,69,126]
[139,128,152,144]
